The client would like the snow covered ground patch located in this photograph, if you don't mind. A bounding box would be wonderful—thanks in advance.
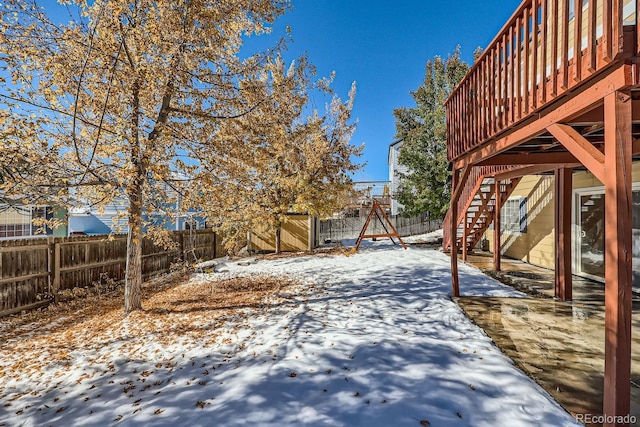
[0,242,580,426]
[402,229,443,245]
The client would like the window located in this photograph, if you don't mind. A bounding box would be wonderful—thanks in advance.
[0,205,52,239]
[501,197,527,233]
[0,206,31,238]
[32,206,53,235]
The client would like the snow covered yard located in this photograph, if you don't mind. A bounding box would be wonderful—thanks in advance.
[0,240,581,427]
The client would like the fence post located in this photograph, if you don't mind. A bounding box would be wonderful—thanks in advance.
[178,231,185,262]
[47,237,54,300]
[214,231,218,259]
[53,238,61,303]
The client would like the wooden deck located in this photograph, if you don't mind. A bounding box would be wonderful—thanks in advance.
[445,1,640,425]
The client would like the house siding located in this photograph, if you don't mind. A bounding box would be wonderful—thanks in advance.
[388,141,407,216]
[69,198,130,235]
[489,175,556,269]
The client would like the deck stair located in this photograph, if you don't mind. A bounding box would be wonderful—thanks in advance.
[443,166,520,253]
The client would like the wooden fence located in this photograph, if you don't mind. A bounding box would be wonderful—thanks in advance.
[0,229,224,317]
[319,213,442,243]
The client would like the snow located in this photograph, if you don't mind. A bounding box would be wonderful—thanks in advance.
[402,230,443,245]
[0,239,581,427]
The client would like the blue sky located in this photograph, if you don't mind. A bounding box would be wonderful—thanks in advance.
[249,0,523,183]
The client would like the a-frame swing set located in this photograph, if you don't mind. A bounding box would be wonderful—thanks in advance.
[354,199,406,251]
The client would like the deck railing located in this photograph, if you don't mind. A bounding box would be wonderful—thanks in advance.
[446,0,636,161]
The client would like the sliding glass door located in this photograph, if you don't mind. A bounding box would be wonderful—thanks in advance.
[576,191,605,280]
[574,187,640,291]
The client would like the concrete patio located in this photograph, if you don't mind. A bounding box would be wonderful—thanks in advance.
[455,251,640,426]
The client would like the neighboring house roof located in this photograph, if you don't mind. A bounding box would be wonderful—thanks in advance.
[68,214,113,235]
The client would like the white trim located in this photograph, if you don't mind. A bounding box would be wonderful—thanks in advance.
[501,196,526,235]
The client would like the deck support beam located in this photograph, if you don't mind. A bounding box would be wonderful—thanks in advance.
[554,167,573,301]
[493,179,501,271]
[462,218,469,262]
[450,166,472,298]
[477,152,579,166]
[547,123,605,184]
[494,163,580,181]
[603,90,633,426]
[450,168,460,297]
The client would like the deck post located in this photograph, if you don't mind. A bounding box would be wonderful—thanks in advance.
[603,90,632,426]
[554,167,573,301]
[451,168,460,297]
[462,215,468,261]
[493,178,501,271]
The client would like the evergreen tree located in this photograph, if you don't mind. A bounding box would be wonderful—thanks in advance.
[392,47,469,218]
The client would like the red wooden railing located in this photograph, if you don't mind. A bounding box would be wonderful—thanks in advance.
[446,0,636,161]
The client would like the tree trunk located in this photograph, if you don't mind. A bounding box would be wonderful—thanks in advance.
[124,182,143,315]
[275,225,281,255]
[125,79,144,315]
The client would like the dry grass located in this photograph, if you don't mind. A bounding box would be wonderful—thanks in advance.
[257,242,356,261]
[0,272,299,398]
[313,242,356,257]
[0,273,188,338]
